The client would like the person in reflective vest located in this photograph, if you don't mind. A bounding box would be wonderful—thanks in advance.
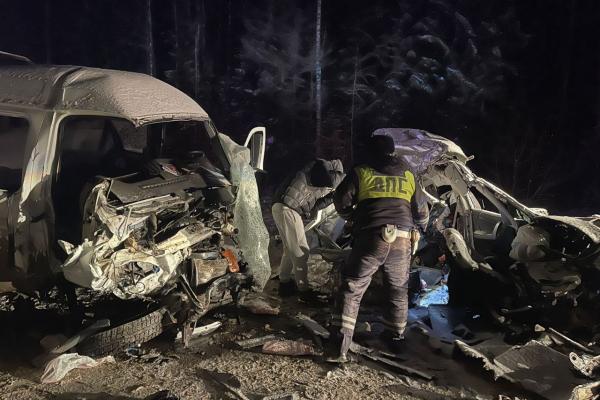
[327,134,429,362]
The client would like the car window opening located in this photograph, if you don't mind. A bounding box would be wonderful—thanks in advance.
[0,116,29,194]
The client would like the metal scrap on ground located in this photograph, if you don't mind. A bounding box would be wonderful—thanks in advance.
[570,352,600,378]
[457,339,592,400]
[235,334,279,349]
[349,342,433,380]
[295,313,330,339]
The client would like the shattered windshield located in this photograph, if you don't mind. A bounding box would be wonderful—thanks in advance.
[57,116,226,176]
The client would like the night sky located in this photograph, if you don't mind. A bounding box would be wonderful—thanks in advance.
[1,0,598,215]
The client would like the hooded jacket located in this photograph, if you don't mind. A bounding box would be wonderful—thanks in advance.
[273,159,345,217]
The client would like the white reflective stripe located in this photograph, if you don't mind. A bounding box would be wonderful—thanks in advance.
[341,321,355,330]
[341,315,356,325]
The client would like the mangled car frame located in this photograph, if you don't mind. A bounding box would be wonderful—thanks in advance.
[373,128,600,337]
[0,53,270,354]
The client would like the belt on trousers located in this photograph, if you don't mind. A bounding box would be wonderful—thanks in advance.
[394,229,411,239]
[381,224,411,243]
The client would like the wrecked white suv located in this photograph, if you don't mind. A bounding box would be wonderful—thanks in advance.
[0,53,270,353]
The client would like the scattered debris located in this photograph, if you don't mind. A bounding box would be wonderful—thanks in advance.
[349,342,434,380]
[349,342,406,362]
[33,319,113,367]
[242,297,281,315]
[457,339,589,400]
[144,390,181,400]
[39,334,69,353]
[261,392,299,400]
[424,305,493,345]
[548,327,594,354]
[125,346,178,364]
[235,334,279,349]
[570,352,600,378]
[417,284,449,307]
[175,321,222,341]
[40,353,115,384]
[198,368,250,400]
[569,381,600,400]
[295,313,330,339]
[262,339,317,356]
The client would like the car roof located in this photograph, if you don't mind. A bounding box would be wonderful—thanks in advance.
[0,64,209,126]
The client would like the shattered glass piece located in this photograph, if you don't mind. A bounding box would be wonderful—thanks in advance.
[538,215,600,244]
[219,134,271,291]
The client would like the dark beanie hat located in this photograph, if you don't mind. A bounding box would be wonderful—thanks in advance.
[310,159,334,187]
[367,135,396,157]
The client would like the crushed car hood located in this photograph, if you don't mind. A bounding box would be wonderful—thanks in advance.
[60,133,272,299]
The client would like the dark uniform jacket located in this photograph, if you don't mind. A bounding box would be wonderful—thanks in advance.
[273,159,344,217]
[334,157,429,232]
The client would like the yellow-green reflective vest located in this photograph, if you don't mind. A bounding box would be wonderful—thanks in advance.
[356,166,416,203]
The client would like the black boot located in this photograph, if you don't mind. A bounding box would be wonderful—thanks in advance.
[380,331,406,354]
[278,280,298,297]
[325,333,352,363]
[298,288,327,304]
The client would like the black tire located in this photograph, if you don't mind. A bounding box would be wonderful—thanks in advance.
[78,308,166,357]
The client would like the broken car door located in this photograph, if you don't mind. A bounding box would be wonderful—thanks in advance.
[244,127,266,171]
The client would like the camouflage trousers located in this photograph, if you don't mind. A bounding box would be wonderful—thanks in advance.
[332,229,412,353]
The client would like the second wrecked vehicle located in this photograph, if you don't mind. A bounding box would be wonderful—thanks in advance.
[0,53,271,353]
[311,128,600,339]
[382,128,600,333]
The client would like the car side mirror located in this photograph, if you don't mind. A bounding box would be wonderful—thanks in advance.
[244,126,266,171]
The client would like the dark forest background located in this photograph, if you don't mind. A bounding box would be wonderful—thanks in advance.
[1,0,599,215]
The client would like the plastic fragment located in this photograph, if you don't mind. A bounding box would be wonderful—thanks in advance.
[40,353,115,383]
[176,321,222,340]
